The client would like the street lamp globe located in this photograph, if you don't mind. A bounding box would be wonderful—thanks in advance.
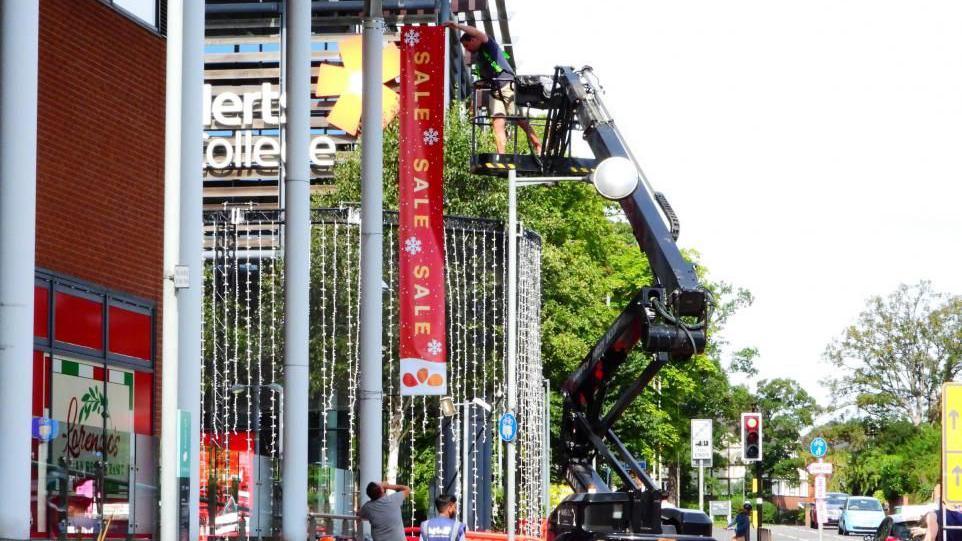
[591,156,638,200]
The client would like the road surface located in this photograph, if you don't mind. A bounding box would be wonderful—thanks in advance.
[712,524,871,541]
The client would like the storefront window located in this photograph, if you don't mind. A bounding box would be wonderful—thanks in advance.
[31,274,156,540]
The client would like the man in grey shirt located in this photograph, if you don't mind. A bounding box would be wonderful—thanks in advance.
[360,481,411,541]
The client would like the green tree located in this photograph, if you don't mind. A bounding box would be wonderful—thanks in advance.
[826,281,962,425]
[817,419,939,504]
[754,378,819,481]
[319,105,754,505]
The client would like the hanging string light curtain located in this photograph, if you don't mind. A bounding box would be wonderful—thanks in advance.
[201,208,545,537]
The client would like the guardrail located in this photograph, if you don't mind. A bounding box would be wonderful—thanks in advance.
[308,512,362,541]
[404,526,544,541]
[308,515,545,541]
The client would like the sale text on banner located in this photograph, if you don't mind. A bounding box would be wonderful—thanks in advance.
[398,26,447,395]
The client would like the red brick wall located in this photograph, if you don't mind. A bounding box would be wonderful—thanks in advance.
[36,0,166,432]
[774,495,809,511]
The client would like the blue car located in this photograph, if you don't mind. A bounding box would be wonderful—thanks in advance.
[839,496,887,535]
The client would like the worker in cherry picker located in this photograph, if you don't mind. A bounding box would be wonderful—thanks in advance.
[442,20,542,156]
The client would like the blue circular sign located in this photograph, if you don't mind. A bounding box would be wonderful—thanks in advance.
[32,417,59,443]
[499,412,518,443]
[810,437,828,458]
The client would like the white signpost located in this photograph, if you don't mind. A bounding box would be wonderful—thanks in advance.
[814,475,827,499]
[691,419,713,513]
[809,437,831,541]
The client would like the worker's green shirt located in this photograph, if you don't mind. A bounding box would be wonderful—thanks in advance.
[474,36,514,86]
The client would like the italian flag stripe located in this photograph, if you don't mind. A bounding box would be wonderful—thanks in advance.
[53,359,133,390]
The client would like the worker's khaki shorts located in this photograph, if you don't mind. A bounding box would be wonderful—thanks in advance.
[489,83,516,117]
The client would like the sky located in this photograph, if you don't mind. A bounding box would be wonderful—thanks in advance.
[506,1,962,405]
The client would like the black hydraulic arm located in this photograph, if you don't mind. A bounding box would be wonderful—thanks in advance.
[548,66,711,498]
[555,66,703,315]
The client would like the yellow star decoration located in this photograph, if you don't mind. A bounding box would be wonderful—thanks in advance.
[315,35,401,136]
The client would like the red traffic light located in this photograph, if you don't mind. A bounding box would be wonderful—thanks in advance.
[741,412,762,462]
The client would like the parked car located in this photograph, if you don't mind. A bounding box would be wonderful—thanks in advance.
[839,496,887,535]
[866,511,930,541]
[811,492,850,528]
[892,505,936,520]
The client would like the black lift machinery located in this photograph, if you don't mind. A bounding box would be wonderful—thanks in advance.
[470,67,716,541]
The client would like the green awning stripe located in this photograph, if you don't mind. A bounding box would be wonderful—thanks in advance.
[60,359,79,377]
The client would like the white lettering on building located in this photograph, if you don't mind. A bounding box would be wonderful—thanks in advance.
[203,83,336,170]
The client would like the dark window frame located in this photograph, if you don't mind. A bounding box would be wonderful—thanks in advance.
[98,0,168,37]
[35,269,155,373]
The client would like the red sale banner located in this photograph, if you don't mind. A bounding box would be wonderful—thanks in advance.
[398,25,447,396]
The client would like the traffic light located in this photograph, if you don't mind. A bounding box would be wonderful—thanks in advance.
[741,412,762,462]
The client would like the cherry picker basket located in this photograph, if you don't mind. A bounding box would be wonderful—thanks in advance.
[468,72,597,177]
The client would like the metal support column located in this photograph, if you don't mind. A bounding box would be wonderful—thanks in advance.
[178,0,205,537]
[0,2,38,539]
[283,0,312,540]
[462,402,470,524]
[506,170,519,541]
[359,0,385,518]
[160,1,183,541]
[543,378,551,516]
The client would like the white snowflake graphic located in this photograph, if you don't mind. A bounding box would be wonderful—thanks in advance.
[423,128,440,146]
[404,236,423,255]
[403,29,421,47]
[427,339,443,356]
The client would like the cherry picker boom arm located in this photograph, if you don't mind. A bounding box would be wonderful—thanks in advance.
[540,66,710,500]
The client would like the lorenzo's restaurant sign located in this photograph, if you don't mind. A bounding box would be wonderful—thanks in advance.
[203,83,337,171]
[51,357,133,483]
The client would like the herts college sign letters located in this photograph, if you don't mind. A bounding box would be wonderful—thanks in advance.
[203,83,337,170]
[203,35,403,173]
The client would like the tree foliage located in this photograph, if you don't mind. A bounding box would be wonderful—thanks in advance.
[826,281,962,425]
[319,106,757,504]
[753,378,819,481]
[815,419,939,504]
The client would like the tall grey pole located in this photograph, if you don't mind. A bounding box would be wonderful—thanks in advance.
[178,0,205,537]
[543,378,551,516]
[462,403,470,524]
[161,1,183,541]
[0,2,38,539]
[506,169,519,541]
[283,0,312,540]
[359,0,385,517]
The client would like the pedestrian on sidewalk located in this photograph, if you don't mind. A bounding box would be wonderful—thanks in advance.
[727,503,751,541]
[419,495,466,541]
[360,481,412,541]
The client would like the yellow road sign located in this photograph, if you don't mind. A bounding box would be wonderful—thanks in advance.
[947,454,962,503]
[943,383,962,503]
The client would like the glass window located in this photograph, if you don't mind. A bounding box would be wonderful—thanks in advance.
[875,518,892,541]
[54,289,104,351]
[31,274,157,540]
[849,499,884,511]
[891,521,914,541]
[35,282,50,340]
[114,0,157,28]
[108,303,152,362]
[828,494,848,506]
